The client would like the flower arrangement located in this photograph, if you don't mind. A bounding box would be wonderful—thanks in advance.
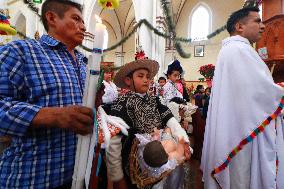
[199,64,215,80]
[98,0,120,9]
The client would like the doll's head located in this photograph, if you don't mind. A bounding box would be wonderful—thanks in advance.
[143,140,168,167]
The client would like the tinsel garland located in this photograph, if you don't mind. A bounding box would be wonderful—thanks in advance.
[18,0,256,58]
[23,0,40,17]
[160,0,191,58]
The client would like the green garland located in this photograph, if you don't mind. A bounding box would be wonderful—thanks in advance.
[23,0,40,16]
[160,0,192,58]
[20,0,233,58]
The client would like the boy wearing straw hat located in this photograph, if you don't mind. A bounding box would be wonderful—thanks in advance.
[102,59,191,189]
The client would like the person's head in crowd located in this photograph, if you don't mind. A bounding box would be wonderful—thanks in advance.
[113,59,159,94]
[41,0,86,48]
[226,6,265,43]
[158,77,167,87]
[205,87,211,97]
[103,71,113,82]
[165,60,183,83]
[195,85,205,94]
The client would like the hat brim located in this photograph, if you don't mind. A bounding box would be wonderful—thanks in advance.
[114,59,159,88]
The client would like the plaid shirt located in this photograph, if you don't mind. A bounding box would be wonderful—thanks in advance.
[0,35,87,188]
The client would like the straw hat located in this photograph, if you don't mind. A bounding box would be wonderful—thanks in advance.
[114,59,159,88]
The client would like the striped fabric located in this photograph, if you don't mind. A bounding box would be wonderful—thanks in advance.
[212,96,284,175]
[0,35,87,188]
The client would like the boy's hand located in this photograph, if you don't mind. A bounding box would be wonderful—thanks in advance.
[183,143,191,160]
[179,137,185,144]
[181,120,189,131]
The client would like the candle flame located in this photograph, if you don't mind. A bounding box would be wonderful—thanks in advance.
[95,15,102,24]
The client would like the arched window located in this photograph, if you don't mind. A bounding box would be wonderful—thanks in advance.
[190,4,211,41]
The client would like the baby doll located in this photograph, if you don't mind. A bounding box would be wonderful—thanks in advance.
[135,127,186,178]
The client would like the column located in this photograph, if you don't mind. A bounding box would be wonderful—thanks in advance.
[115,51,125,67]
[133,0,154,59]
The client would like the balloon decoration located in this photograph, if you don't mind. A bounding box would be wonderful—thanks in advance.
[98,0,120,9]
[0,13,17,35]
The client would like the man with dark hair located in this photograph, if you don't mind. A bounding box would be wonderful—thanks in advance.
[41,0,83,32]
[201,6,284,189]
[0,0,93,188]
[226,7,260,35]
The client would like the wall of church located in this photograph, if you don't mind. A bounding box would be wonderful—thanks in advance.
[4,0,245,82]
[173,0,243,81]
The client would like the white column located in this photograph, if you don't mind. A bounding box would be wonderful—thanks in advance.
[115,51,125,67]
[155,0,166,77]
[133,0,154,59]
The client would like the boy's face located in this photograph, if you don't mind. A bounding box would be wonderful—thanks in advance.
[168,71,180,83]
[158,80,166,87]
[124,68,151,94]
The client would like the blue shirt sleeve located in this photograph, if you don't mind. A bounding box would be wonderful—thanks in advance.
[0,44,41,137]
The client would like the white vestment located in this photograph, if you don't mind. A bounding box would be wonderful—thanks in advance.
[201,35,284,189]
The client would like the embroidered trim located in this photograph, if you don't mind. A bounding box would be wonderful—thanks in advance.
[212,96,284,175]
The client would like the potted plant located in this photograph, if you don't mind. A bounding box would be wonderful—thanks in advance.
[199,64,215,87]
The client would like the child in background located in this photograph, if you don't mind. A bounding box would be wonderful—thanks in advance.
[102,69,118,104]
[202,87,211,119]
[193,85,205,109]
[148,79,158,96]
[163,60,184,104]
[157,77,167,97]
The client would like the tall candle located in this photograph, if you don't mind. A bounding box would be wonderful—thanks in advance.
[93,15,106,50]
[72,15,106,189]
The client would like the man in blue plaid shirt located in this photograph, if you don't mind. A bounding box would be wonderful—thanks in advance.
[0,0,94,188]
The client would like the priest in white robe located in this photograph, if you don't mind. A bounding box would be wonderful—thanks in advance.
[201,7,284,189]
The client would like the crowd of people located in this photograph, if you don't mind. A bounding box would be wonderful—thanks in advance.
[0,0,283,189]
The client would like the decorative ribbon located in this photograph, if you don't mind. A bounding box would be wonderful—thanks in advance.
[93,48,103,54]
[90,70,100,75]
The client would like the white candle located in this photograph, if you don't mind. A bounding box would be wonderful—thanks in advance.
[72,15,105,189]
[93,20,106,49]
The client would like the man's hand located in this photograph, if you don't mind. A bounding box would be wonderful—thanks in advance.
[31,105,93,135]
[113,177,128,189]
